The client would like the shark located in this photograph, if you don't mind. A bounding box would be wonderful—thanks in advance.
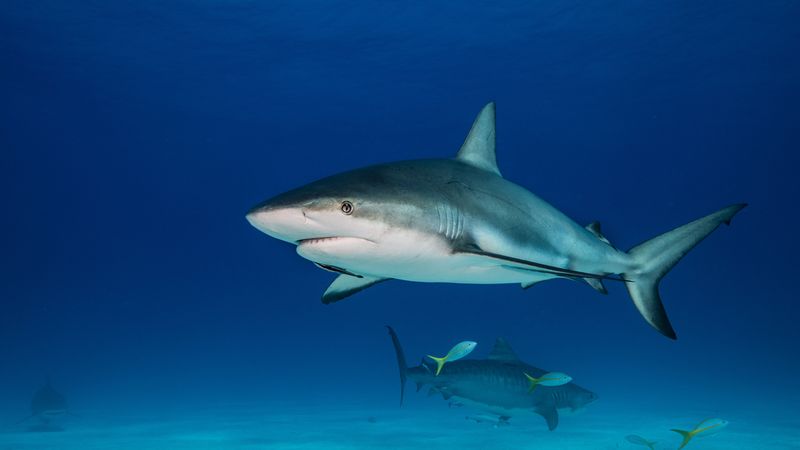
[246,102,746,339]
[387,326,597,430]
[17,377,68,430]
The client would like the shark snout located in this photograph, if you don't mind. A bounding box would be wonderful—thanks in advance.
[246,205,310,244]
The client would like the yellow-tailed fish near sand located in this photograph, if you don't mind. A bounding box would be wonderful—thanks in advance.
[427,341,477,376]
[625,434,658,449]
[524,371,572,393]
[670,418,728,449]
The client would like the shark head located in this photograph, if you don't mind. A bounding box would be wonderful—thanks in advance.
[246,103,504,295]
[567,386,598,412]
[246,163,452,277]
[247,168,387,244]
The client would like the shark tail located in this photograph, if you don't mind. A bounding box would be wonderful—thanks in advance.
[670,429,694,449]
[386,326,408,406]
[426,355,448,376]
[622,204,746,339]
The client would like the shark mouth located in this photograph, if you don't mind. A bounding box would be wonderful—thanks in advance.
[296,236,375,246]
[297,236,342,245]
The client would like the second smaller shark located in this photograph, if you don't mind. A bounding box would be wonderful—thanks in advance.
[387,326,597,430]
[18,377,68,431]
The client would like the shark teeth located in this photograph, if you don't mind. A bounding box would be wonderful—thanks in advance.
[297,237,342,245]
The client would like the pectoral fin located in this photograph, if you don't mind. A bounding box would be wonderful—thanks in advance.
[322,274,387,304]
[536,404,559,431]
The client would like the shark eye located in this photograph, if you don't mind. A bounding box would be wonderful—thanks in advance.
[340,201,354,215]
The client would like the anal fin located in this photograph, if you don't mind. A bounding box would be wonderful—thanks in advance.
[322,274,387,304]
[584,277,608,294]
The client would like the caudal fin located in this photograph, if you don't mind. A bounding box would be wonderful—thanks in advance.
[427,355,448,376]
[670,429,694,449]
[524,373,540,393]
[623,203,746,339]
[386,326,408,406]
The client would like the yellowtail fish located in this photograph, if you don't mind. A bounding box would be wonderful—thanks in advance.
[625,434,658,449]
[427,341,477,376]
[523,371,572,392]
[670,418,728,449]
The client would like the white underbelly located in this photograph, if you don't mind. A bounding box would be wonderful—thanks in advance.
[295,230,564,284]
[382,254,557,284]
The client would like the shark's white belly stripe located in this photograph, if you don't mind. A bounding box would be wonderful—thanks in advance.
[296,227,559,284]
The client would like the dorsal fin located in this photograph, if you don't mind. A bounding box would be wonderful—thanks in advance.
[488,337,520,362]
[456,102,501,176]
[585,221,612,246]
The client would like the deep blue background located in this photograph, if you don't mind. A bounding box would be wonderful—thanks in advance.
[1,0,798,418]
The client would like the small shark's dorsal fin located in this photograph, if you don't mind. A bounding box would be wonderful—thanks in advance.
[488,337,520,362]
[456,102,501,176]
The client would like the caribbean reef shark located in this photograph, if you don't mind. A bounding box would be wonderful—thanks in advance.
[387,326,597,430]
[247,102,746,339]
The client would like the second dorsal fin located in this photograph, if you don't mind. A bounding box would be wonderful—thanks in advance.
[586,221,612,246]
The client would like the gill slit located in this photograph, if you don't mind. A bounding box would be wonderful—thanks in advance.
[436,204,465,242]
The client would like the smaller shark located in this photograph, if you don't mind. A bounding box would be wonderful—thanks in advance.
[387,326,597,430]
[18,377,68,431]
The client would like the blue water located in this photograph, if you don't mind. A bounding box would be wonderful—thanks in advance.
[1,1,798,449]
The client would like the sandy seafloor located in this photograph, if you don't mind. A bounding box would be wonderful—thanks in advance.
[1,402,798,450]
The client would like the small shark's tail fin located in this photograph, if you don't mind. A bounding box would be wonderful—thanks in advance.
[386,326,408,406]
[623,204,746,339]
[670,429,694,449]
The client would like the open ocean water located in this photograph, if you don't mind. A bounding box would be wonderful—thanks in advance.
[1,1,798,449]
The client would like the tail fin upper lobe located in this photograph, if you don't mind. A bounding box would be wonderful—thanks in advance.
[386,326,408,406]
[624,203,747,339]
